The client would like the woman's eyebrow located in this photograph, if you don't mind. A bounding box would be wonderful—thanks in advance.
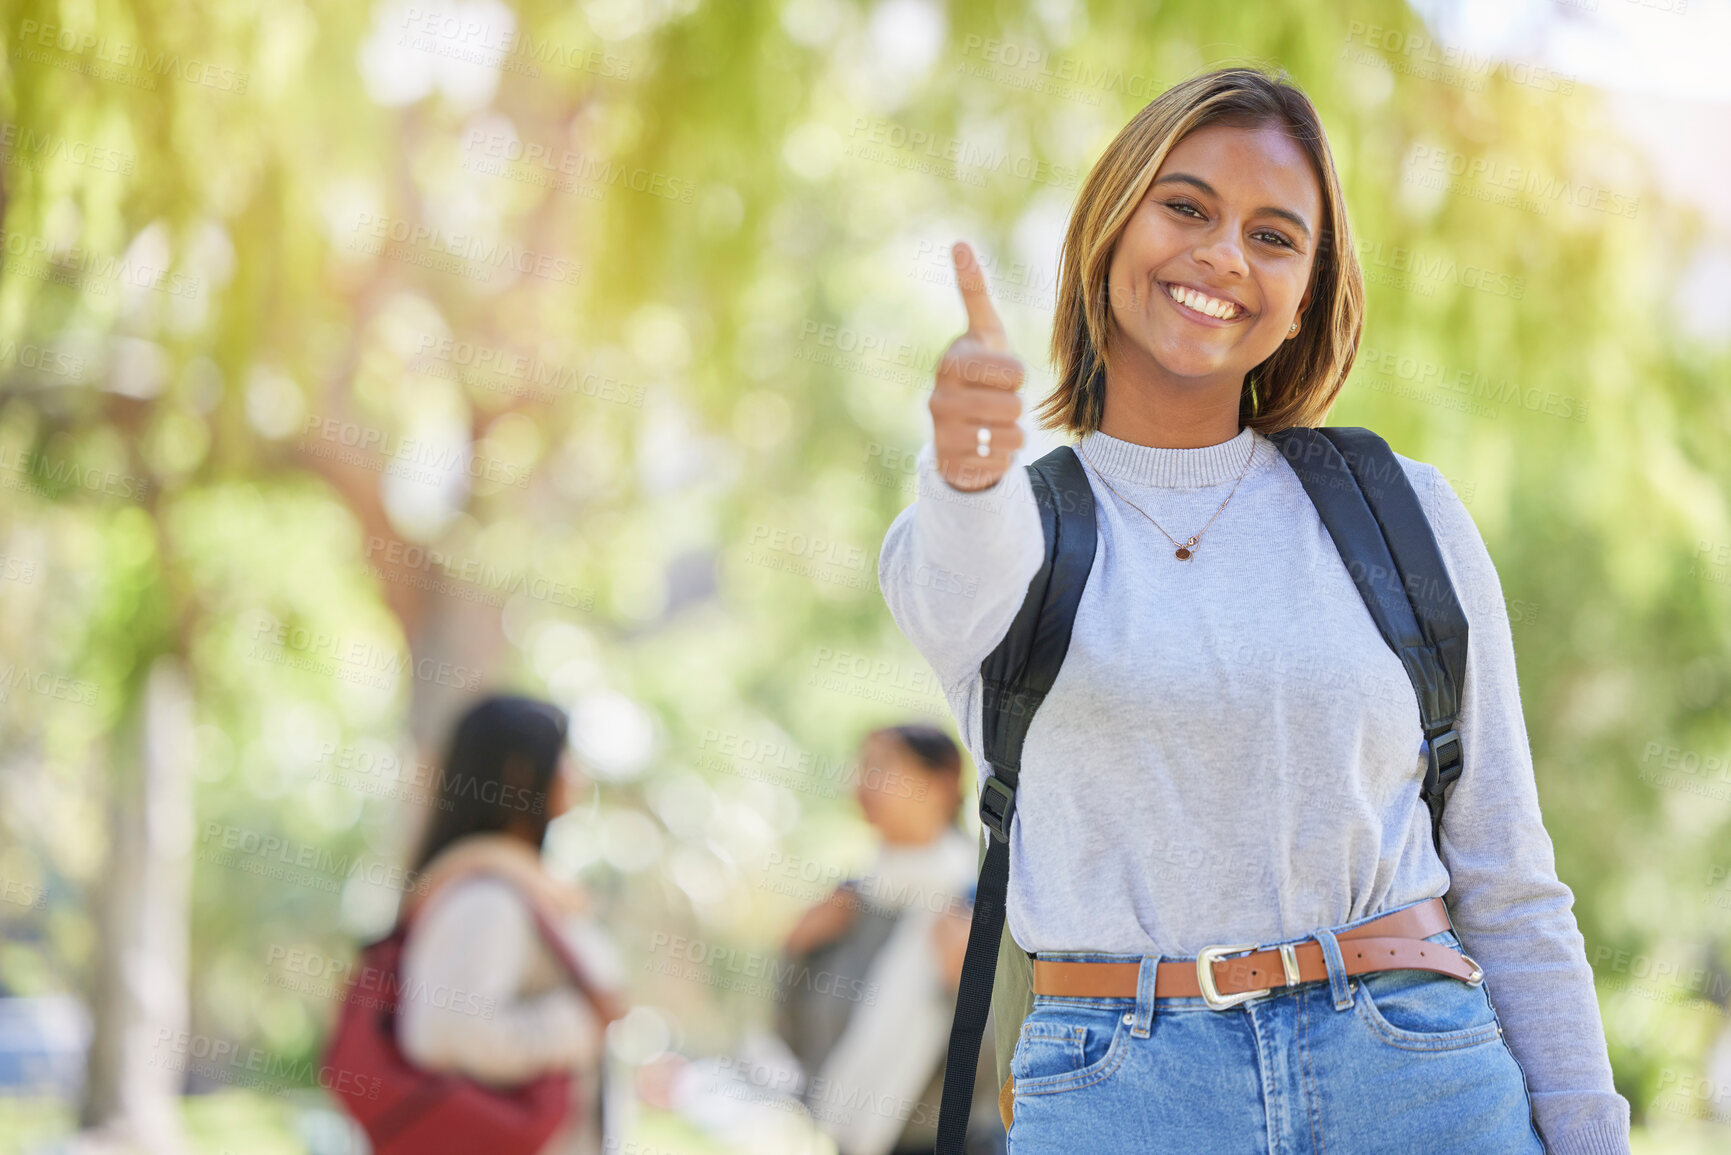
[1151,172,1313,240]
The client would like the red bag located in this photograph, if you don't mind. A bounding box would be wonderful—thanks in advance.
[322,866,627,1155]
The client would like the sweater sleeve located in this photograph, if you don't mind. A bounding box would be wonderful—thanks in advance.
[1412,463,1632,1155]
[397,877,600,1087]
[876,439,1048,691]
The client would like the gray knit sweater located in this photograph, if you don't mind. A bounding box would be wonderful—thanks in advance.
[877,424,1631,1155]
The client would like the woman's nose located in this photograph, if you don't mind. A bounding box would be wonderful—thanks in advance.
[1194,230,1249,278]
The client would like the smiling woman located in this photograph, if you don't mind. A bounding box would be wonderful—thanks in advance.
[886,64,1632,1155]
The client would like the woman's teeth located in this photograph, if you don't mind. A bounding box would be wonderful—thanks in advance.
[1165,283,1243,320]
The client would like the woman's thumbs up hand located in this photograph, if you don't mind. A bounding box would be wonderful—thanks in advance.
[930,241,1026,492]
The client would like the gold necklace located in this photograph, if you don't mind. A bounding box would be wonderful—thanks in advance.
[1078,432,1259,560]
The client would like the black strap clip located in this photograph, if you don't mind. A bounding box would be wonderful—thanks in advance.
[1423,726,1463,795]
[979,775,1017,844]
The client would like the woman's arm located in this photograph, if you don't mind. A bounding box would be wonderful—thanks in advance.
[877,441,1047,690]
[782,881,860,958]
[397,876,600,1087]
[1411,461,1632,1155]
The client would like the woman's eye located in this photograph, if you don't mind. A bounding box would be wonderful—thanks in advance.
[1165,200,1202,217]
[1254,231,1294,248]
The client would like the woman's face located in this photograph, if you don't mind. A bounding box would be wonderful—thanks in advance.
[854,733,959,845]
[1104,122,1323,396]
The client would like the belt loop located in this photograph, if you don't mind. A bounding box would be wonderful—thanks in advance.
[1314,928,1355,1011]
[1131,954,1162,1037]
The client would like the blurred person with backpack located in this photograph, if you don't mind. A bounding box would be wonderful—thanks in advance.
[774,723,1005,1155]
[633,722,1005,1154]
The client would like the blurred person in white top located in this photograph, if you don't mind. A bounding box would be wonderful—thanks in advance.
[636,723,996,1155]
[397,694,625,1155]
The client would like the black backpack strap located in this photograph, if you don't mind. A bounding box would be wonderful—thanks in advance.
[1266,426,1470,856]
[934,444,1096,1155]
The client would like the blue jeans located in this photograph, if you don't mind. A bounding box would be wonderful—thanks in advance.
[1007,899,1545,1153]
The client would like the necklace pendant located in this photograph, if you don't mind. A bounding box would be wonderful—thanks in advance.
[1175,546,1192,560]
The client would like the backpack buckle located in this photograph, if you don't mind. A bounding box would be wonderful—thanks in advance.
[979,776,1017,844]
[1424,727,1462,789]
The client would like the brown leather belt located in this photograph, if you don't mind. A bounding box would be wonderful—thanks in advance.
[1031,898,1481,1009]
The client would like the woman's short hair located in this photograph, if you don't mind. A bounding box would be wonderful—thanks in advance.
[1037,64,1364,437]
[875,723,962,778]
